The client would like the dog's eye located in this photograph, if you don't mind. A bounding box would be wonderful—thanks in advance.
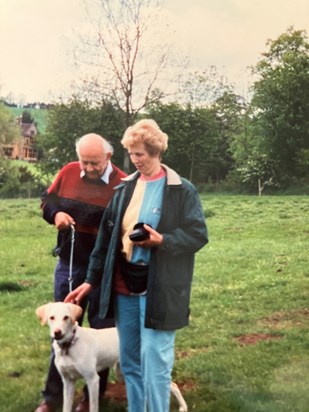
[63,316,69,321]
[49,316,55,320]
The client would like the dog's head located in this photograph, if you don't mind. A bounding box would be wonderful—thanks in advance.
[36,302,83,341]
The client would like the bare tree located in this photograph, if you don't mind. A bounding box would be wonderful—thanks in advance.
[178,67,232,108]
[74,0,177,170]
[175,67,233,181]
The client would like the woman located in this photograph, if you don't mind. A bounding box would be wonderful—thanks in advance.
[65,119,208,412]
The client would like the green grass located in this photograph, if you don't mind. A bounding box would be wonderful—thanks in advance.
[0,195,308,412]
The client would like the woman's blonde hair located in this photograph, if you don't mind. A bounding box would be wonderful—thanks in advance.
[121,119,168,156]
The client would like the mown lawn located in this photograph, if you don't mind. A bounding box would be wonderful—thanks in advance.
[0,195,308,412]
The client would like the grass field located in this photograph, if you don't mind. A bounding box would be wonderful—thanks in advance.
[0,195,308,412]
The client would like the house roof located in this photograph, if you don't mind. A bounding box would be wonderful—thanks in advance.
[21,123,37,137]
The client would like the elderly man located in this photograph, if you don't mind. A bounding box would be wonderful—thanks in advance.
[35,133,126,412]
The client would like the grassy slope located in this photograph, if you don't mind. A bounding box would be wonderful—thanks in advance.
[0,195,308,412]
[8,107,48,133]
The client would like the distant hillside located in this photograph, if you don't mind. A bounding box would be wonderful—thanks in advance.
[8,107,48,134]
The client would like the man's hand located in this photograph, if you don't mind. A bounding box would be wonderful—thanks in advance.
[54,212,75,230]
[64,283,93,306]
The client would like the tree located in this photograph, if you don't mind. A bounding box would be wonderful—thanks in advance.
[250,27,309,182]
[229,103,280,194]
[147,102,191,176]
[234,153,279,194]
[210,92,245,183]
[38,98,125,174]
[0,103,18,195]
[147,102,219,183]
[21,110,34,124]
[146,67,236,183]
[0,161,21,195]
[0,103,19,150]
[74,0,177,171]
[177,67,232,108]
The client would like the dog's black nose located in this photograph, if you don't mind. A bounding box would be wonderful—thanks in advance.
[54,329,62,339]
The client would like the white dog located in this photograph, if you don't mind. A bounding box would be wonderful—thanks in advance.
[36,302,188,412]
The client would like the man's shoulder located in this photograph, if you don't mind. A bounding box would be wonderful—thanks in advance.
[56,162,81,178]
[61,161,80,172]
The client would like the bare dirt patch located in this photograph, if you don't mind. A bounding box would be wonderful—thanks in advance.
[235,333,282,345]
[259,308,309,330]
[176,347,208,359]
[105,382,127,402]
[104,381,195,403]
[235,308,309,346]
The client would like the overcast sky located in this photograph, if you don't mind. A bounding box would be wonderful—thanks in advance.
[0,0,308,103]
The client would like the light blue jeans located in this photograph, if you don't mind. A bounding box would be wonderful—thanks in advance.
[115,294,176,412]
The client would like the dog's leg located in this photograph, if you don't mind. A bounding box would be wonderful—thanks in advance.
[86,374,100,412]
[62,379,75,412]
[170,381,188,412]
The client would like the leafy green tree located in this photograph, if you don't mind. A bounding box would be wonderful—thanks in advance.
[0,161,21,195]
[21,110,34,124]
[147,102,219,183]
[38,98,125,174]
[0,161,48,198]
[148,94,246,185]
[210,92,245,182]
[0,103,19,149]
[229,105,279,193]
[0,103,20,195]
[155,68,237,184]
[250,27,309,182]
[234,154,279,194]
[296,148,309,176]
[147,102,191,176]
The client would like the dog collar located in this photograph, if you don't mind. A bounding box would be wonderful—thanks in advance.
[56,327,77,355]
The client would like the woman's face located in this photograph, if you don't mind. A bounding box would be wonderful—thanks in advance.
[128,142,160,177]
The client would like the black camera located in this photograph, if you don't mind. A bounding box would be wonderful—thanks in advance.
[129,223,150,242]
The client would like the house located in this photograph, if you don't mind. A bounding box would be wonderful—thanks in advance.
[2,116,38,162]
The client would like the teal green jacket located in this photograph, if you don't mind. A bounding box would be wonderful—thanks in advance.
[86,164,208,330]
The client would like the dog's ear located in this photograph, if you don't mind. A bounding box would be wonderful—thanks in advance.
[36,304,49,325]
[67,303,83,322]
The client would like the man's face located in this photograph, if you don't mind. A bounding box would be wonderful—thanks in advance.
[79,146,110,180]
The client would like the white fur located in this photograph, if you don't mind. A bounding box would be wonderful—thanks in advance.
[36,301,188,412]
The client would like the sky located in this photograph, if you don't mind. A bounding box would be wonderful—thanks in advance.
[0,0,308,103]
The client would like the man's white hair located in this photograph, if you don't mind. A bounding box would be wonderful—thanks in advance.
[75,133,114,158]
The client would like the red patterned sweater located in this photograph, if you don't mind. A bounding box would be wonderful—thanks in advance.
[41,161,126,266]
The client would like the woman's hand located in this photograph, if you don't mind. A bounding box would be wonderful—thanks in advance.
[64,283,93,305]
[132,224,163,248]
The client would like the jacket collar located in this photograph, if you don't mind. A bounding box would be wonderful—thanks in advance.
[121,164,182,186]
